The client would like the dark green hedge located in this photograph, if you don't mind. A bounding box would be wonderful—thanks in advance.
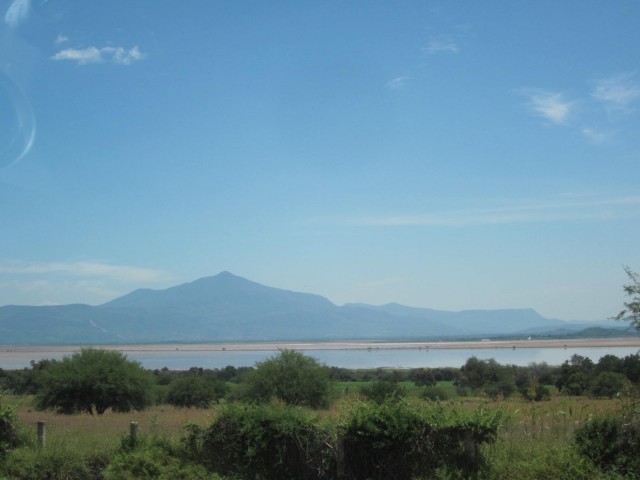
[185,399,503,480]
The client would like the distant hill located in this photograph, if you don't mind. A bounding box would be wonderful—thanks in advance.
[0,271,621,345]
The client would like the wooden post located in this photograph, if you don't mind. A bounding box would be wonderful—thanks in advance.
[130,421,139,448]
[37,421,46,449]
[336,427,345,479]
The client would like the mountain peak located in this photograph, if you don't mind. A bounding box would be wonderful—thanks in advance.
[0,272,587,344]
[214,270,236,278]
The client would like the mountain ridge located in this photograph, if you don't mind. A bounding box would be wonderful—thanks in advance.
[0,271,615,345]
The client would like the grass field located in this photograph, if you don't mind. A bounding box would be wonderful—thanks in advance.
[2,388,634,479]
[8,387,622,445]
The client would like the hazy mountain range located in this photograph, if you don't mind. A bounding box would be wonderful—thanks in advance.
[0,271,620,345]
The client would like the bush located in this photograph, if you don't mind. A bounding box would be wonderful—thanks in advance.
[0,402,20,458]
[458,357,516,399]
[104,436,218,480]
[191,403,335,480]
[339,399,503,480]
[574,415,640,476]
[1,447,108,480]
[589,372,627,399]
[339,399,435,480]
[519,381,552,402]
[359,380,406,404]
[421,385,450,401]
[165,376,227,408]
[238,350,331,408]
[409,368,436,387]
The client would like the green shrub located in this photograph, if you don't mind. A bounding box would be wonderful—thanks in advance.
[421,385,450,401]
[191,402,335,480]
[0,402,20,458]
[339,399,503,480]
[238,350,332,408]
[358,380,406,404]
[589,372,627,399]
[104,436,218,480]
[574,415,640,476]
[1,446,108,480]
[165,376,227,408]
[409,368,437,387]
[339,399,434,480]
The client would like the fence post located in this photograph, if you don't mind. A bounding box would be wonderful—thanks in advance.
[130,421,139,448]
[336,426,345,479]
[37,421,46,449]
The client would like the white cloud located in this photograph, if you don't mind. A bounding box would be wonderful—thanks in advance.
[346,195,640,227]
[592,73,640,109]
[51,47,103,64]
[4,0,30,28]
[55,34,69,44]
[51,46,145,66]
[523,90,572,125]
[581,127,611,145]
[386,76,409,90]
[424,37,459,55]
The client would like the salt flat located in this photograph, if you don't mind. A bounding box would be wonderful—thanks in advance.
[2,337,639,354]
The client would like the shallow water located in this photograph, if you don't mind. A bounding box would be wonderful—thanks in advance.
[0,344,638,370]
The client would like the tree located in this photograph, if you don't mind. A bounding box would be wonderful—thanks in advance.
[166,376,227,408]
[458,357,516,399]
[614,267,640,331]
[556,355,594,396]
[590,371,627,399]
[409,368,436,387]
[240,350,331,408]
[36,348,153,414]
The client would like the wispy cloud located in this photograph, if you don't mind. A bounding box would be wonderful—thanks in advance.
[592,73,640,109]
[0,260,173,306]
[55,34,69,44]
[521,74,639,144]
[346,195,640,228]
[423,37,459,55]
[51,46,145,66]
[0,260,168,283]
[522,90,573,125]
[386,76,409,90]
[4,0,30,28]
[581,127,611,145]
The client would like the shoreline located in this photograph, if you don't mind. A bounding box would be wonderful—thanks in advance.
[2,337,639,354]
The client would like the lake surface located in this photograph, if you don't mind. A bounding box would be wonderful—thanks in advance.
[1,344,638,370]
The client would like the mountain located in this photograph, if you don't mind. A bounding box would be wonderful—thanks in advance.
[0,271,616,344]
[344,303,566,335]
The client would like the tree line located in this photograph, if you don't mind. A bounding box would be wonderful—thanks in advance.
[1,348,639,414]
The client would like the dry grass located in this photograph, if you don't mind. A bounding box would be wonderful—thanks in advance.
[11,396,217,446]
[9,393,623,440]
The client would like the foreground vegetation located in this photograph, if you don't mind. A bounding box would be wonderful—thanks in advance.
[1,391,638,479]
[1,347,639,479]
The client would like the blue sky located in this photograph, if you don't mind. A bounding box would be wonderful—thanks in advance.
[1,1,639,322]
